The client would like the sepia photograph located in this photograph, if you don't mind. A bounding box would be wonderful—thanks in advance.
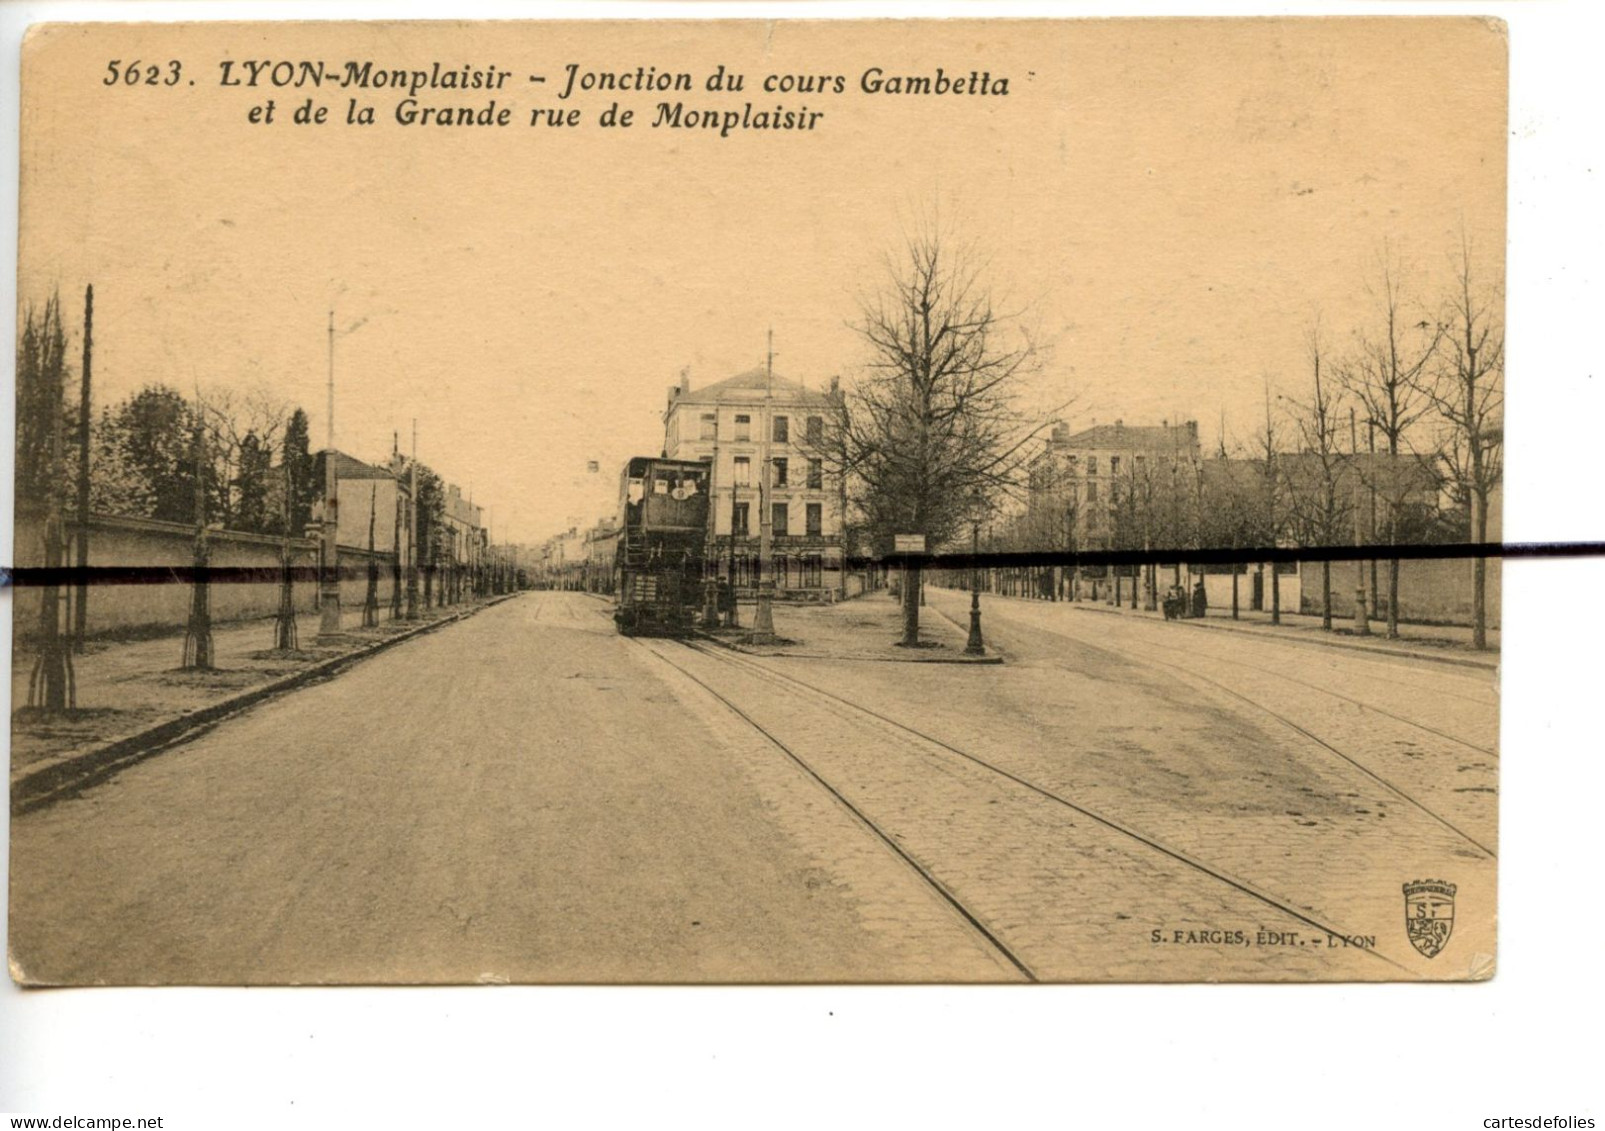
[7,15,1511,990]
[9,1,1605,1126]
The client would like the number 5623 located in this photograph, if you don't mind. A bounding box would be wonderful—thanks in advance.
[104,60,182,86]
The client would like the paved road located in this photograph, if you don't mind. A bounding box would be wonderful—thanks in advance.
[9,592,1013,984]
[9,589,1497,984]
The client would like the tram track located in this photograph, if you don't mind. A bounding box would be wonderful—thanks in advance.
[1085,622,1498,760]
[1001,621,1500,859]
[632,635,1415,979]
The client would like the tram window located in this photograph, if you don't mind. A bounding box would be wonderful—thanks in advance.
[627,478,645,504]
[654,478,669,494]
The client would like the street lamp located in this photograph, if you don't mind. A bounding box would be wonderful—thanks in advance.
[966,488,986,656]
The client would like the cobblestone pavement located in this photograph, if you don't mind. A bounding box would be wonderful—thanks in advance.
[10,589,1495,983]
[712,589,1497,980]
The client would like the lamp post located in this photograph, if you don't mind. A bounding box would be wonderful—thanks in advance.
[747,329,778,644]
[702,417,722,629]
[965,489,986,656]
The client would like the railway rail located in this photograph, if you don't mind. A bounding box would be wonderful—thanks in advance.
[631,635,1418,980]
[967,607,1500,859]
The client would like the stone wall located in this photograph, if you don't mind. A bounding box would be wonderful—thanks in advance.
[13,512,410,642]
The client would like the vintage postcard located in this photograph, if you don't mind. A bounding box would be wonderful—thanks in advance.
[9,17,1504,984]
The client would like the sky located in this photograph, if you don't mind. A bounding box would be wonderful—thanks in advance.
[16,17,1506,543]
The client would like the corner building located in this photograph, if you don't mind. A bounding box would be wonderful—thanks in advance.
[662,368,845,599]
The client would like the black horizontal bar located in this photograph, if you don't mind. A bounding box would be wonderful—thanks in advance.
[0,540,1600,588]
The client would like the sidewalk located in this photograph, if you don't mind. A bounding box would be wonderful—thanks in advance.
[705,590,1001,664]
[11,595,515,792]
[950,587,1499,670]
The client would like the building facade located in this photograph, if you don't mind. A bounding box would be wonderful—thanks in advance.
[662,368,846,599]
[1026,419,1204,553]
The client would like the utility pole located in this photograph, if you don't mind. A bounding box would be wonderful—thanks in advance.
[748,328,778,642]
[1351,407,1370,635]
[1367,416,1379,622]
[73,284,92,653]
[275,456,299,650]
[390,434,403,620]
[362,480,379,627]
[319,310,343,639]
[182,418,214,669]
[407,419,421,619]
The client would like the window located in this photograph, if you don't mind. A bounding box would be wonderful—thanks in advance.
[1135,455,1146,474]
[773,458,788,487]
[1067,455,1079,475]
[806,503,822,536]
[802,553,823,587]
[735,414,751,441]
[1110,456,1121,475]
[733,502,750,536]
[733,456,751,486]
[772,503,789,536]
[699,413,716,440]
[1086,481,1098,503]
[806,416,823,445]
[1087,457,1098,475]
[807,459,823,489]
[773,415,789,443]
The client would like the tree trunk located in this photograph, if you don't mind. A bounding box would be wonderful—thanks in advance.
[1472,488,1488,650]
[1271,567,1281,625]
[1321,560,1331,630]
[1231,570,1239,620]
[901,564,921,646]
[1387,557,1400,639]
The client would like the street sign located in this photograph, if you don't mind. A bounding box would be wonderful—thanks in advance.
[893,534,926,554]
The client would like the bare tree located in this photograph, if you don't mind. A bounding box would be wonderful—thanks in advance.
[1423,232,1504,650]
[196,382,294,530]
[1340,243,1442,638]
[830,222,1055,646]
[1250,381,1290,624]
[1284,318,1352,630]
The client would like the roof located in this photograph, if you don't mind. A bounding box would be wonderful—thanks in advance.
[316,449,399,481]
[670,368,831,407]
[1055,423,1199,453]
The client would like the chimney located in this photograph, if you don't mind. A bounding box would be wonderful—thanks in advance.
[1051,420,1071,444]
[829,375,840,395]
[1115,419,1123,429]
[680,366,692,394]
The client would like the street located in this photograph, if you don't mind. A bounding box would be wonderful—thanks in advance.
[10,589,1497,984]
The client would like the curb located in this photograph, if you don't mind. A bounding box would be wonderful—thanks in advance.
[1037,598,1498,672]
[692,622,1004,665]
[11,593,521,817]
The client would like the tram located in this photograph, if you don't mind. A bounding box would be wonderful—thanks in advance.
[613,456,711,636]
